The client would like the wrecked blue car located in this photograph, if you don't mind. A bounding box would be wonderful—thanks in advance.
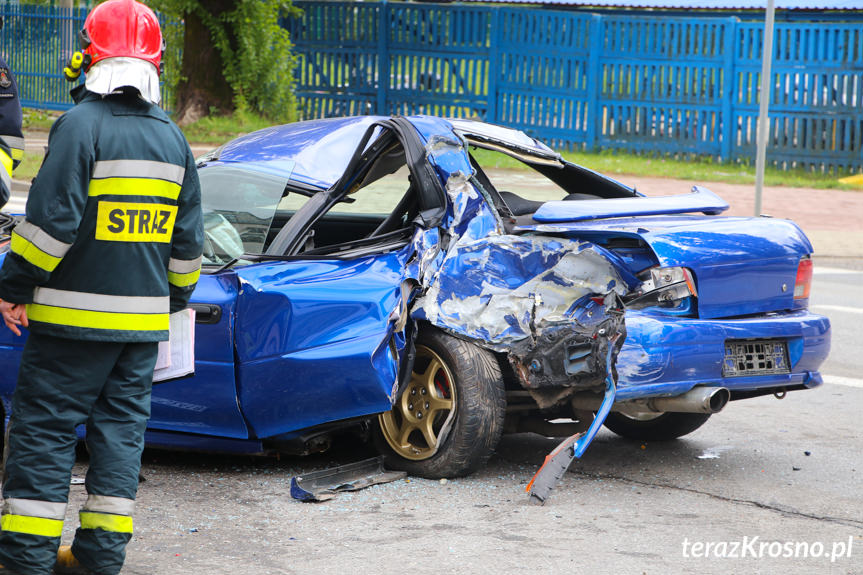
[0,116,831,478]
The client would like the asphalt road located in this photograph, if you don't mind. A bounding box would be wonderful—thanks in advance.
[811,264,862,383]
[51,262,861,575]
[6,177,862,575]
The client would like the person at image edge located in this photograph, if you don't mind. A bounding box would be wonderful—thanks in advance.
[0,1,203,573]
[0,14,24,208]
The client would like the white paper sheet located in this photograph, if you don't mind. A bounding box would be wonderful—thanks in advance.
[153,308,196,383]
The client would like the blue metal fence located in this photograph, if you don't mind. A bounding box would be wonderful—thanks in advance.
[5,1,861,171]
[0,2,176,111]
[385,4,492,118]
[595,16,731,158]
[733,21,863,170]
[287,1,863,172]
[1,3,89,111]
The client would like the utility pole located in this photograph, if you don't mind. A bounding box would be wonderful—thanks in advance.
[754,0,776,216]
[60,0,80,72]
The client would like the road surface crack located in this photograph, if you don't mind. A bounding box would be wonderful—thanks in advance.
[570,469,863,529]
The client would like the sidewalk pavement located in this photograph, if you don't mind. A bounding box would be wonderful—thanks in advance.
[628,175,863,260]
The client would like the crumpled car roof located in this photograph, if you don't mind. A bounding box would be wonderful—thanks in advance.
[214,115,473,191]
[215,116,385,190]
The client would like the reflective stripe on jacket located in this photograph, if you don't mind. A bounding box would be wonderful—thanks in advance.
[1,134,24,167]
[0,139,11,200]
[0,86,203,342]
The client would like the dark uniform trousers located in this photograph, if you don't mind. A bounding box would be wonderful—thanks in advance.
[0,334,157,575]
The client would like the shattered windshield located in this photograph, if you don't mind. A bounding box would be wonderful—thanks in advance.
[198,163,294,265]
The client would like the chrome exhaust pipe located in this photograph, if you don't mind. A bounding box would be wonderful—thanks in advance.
[570,387,730,415]
[646,387,730,414]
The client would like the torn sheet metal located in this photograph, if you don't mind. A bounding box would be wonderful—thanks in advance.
[413,234,628,347]
[507,292,625,399]
[405,226,443,286]
[409,173,629,398]
[440,170,503,242]
[424,133,491,240]
[290,456,407,502]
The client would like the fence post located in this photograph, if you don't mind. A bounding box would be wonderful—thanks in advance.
[486,7,499,124]
[586,14,602,152]
[376,1,389,115]
[720,17,737,162]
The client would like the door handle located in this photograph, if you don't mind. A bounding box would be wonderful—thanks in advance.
[190,303,222,324]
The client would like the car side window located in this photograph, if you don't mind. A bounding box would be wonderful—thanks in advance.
[277,191,312,212]
[468,146,637,217]
[198,165,289,265]
[329,164,412,216]
[306,144,418,251]
[470,147,569,203]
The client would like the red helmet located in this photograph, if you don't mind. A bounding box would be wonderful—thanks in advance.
[81,0,164,75]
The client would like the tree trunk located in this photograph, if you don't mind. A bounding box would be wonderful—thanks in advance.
[173,0,236,125]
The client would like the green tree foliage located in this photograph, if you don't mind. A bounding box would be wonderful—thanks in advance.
[149,0,299,124]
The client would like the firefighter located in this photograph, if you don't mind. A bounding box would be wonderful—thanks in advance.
[0,1,203,573]
[0,15,24,208]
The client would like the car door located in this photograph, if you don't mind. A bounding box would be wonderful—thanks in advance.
[233,250,415,439]
[234,119,445,439]
[148,271,250,439]
[147,158,302,441]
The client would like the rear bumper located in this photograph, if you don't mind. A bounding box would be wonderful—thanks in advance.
[615,309,831,401]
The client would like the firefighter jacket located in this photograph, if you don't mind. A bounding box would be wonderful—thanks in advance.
[0,86,203,342]
[0,55,24,206]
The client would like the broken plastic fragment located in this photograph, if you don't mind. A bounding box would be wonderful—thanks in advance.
[526,333,620,504]
[290,456,407,502]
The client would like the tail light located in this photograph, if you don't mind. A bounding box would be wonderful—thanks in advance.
[625,266,698,310]
[794,257,813,300]
[649,267,698,298]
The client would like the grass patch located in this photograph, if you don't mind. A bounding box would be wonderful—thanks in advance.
[471,147,862,191]
[178,111,276,145]
[17,109,274,181]
[22,109,61,132]
[13,151,44,181]
[21,107,275,145]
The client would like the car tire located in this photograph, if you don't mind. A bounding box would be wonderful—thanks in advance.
[373,328,506,479]
[603,411,712,441]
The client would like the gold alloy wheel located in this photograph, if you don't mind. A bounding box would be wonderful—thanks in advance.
[378,344,457,461]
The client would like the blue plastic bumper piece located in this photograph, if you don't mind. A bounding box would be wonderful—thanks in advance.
[615,308,831,401]
[526,334,620,504]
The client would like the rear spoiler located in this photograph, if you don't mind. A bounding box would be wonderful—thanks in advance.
[532,186,729,223]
